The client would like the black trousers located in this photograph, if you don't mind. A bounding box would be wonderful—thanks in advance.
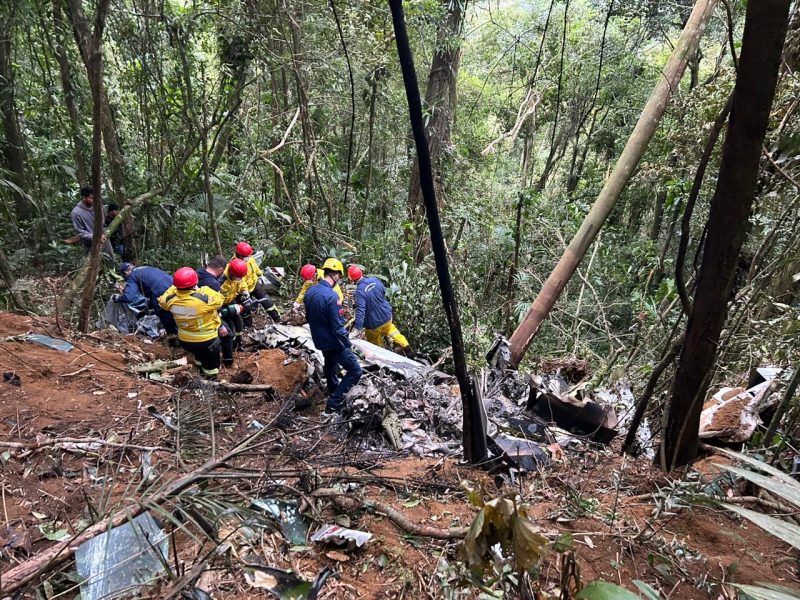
[180,337,221,376]
[220,314,243,366]
[241,282,278,327]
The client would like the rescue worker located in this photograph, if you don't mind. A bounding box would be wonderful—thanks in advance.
[293,263,343,309]
[304,258,362,413]
[113,262,177,335]
[217,258,248,365]
[228,241,280,325]
[348,265,410,352]
[196,255,227,290]
[158,267,229,379]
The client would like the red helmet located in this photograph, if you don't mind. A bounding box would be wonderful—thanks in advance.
[300,263,317,281]
[347,265,363,281]
[228,258,248,279]
[235,241,253,257]
[173,267,199,289]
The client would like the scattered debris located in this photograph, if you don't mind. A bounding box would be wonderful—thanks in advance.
[311,524,372,548]
[3,371,21,386]
[21,333,74,352]
[252,499,310,545]
[74,512,168,600]
[133,357,189,373]
[700,378,779,442]
[242,558,331,600]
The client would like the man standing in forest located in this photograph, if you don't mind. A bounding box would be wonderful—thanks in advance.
[348,264,410,354]
[305,258,362,414]
[71,186,113,259]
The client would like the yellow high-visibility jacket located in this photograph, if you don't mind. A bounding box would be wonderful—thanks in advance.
[220,276,245,305]
[295,269,343,304]
[158,285,224,343]
[225,255,262,292]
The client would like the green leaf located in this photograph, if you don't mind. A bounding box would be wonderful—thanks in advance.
[716,464,800,508]
[461,506,487,567]
[723,504,800,551]
[576,580,641,599]
[633,580,661,600]
[732,583,800,600]
[712,449,800,495]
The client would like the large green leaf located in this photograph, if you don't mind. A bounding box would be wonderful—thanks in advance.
[576,581,641,599]
[633,580,661,600]
[712,449,800,495]
[733,583,800,600]
[723,504,800,551]
[715,463,800,508]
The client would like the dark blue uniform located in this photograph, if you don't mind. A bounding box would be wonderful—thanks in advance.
[354,276,393,330]
[116,266,177,334]
[304,279,362,411]
[196,268,222,292]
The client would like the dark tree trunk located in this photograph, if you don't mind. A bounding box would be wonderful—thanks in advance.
[52,0,88,186]
[0,5,35,223]
[407,0,466,262]
[659,0,791,471]
[77,0,110,333]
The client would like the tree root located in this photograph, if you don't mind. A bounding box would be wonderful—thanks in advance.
[314,489,469,540]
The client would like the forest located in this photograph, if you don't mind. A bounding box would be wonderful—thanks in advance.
[0,0,799,597]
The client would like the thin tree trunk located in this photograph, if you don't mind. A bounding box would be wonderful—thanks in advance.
[0,4,35,223]
[0,246,28,311]
[660,0,790,471]
[765,366,800,458]
[407,0,466,262]
[77,0,110,333]
[390,0,486,463]
[507,0,719,368]
[52,0,88,186]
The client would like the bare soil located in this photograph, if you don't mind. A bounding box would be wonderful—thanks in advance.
[0,312,797,598]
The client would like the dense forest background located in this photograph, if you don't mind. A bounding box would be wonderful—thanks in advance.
[0,0,797,390]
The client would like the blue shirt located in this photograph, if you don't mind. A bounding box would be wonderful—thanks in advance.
[354,276,393,330]
[117,266,172,310]
[196,268,222,292]
[304,279,350,351]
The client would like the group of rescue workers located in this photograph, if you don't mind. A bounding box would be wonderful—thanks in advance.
[113,245,408,415]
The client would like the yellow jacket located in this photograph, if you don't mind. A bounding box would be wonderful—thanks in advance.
[158,285,224,343]
[225,255,262,292]
[295,269,343,304]
[220,276,245,305]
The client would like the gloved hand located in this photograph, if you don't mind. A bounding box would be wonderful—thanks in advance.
[241,296,254,310]
[240,291,250,300]
[349,328,364,340]
[219,325,229,337]
[292,302,301,310]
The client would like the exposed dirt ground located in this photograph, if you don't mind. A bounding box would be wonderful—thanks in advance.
[0,311,797,599]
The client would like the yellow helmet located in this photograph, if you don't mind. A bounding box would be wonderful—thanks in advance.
[322,258,344,275]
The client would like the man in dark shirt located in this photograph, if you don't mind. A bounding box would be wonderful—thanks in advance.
[196,255,227,291]
[304,258,362,413]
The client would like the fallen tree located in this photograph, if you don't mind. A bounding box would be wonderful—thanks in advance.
[507,0,719,368]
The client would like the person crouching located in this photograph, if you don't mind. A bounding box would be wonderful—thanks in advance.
[159,267,225,379]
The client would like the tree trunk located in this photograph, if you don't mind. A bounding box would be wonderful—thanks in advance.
[77,0,110,333]
[390,0,486,463]
[406,0,466,263]
[0,246,28,311]
[52,0,88,186]
[0,4,35,223]
[507,0,719,369]
[659,0,790,471]
[65,0,132,255]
